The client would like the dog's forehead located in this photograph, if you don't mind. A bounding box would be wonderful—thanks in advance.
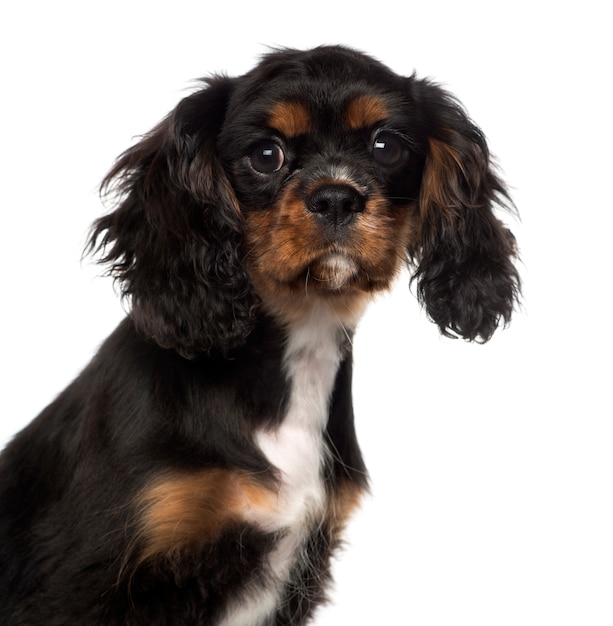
[227,78,400,140]
[224,48,407,135]
[264,92,391,138]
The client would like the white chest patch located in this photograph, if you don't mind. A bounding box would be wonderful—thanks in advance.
[257,309,344,524]
[217,308,347,626]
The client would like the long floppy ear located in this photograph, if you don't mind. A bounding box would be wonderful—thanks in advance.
[88,76,257,357]
[409,80,521,342]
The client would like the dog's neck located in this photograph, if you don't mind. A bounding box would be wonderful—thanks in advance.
[258,303,360,525]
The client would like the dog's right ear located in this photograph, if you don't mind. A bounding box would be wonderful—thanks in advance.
[89,76,258,358]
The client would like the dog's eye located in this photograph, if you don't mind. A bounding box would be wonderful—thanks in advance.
[372,133,405,167]
[249,141,285,174]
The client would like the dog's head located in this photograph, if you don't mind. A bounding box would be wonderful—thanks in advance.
[91,46,520,357]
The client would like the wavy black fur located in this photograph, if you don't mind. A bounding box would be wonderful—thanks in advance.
[409,79,520,341]
[90,77,258,358]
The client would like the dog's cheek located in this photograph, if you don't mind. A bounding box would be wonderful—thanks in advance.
[354,197,417,282]
[244,183,318,283]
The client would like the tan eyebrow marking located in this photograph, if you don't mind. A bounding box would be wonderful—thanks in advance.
[268,101,312,137]
[344,94,389,130]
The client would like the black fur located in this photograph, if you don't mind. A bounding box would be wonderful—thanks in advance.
[91,77,257,358]
[409,79,519,340]
[1,45,519,625]
[1,317,362,624]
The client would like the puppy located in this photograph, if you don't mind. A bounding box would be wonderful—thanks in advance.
[0,46,520,625]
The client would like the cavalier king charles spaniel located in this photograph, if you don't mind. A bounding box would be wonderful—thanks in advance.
[0,46,520,625]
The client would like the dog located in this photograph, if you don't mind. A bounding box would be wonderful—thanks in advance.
[0,45,520,625]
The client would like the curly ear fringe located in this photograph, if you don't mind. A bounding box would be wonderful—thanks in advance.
[410,81,521,342]
[411,190,521,342]
[87,78,258,358]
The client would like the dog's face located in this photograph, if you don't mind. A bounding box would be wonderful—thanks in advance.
[92,46,519,356]
[217,57,426,319]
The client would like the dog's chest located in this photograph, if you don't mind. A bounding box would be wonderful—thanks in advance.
[257,314,343,524]
[219,311,344,625]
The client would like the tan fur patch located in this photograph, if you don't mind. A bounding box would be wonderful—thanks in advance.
[344,94,389,130]
[420,135,478,223]
[268,101,312,137]
[244,183,372,325]
[133,469,277,564]
[326,479,366,538]
[244,179,415,325]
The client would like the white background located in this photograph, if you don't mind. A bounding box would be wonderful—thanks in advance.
[1,2,611,624]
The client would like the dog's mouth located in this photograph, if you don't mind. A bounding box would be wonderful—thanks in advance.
[308,252,361,291]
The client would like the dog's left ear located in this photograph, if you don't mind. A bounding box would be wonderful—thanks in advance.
[89,77,257,358]
[409,79,521,342]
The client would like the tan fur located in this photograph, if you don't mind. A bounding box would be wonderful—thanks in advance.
[244,179,415,326]
[133,469,277,564]
[344,94,389,130]
[326,479,366,538]
[268,101,312,137]
[419,135,484,222]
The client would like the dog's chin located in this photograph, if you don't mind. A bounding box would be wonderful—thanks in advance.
[309,253,360,291]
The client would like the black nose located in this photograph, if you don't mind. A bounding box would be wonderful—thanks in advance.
[306,184,365,226]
